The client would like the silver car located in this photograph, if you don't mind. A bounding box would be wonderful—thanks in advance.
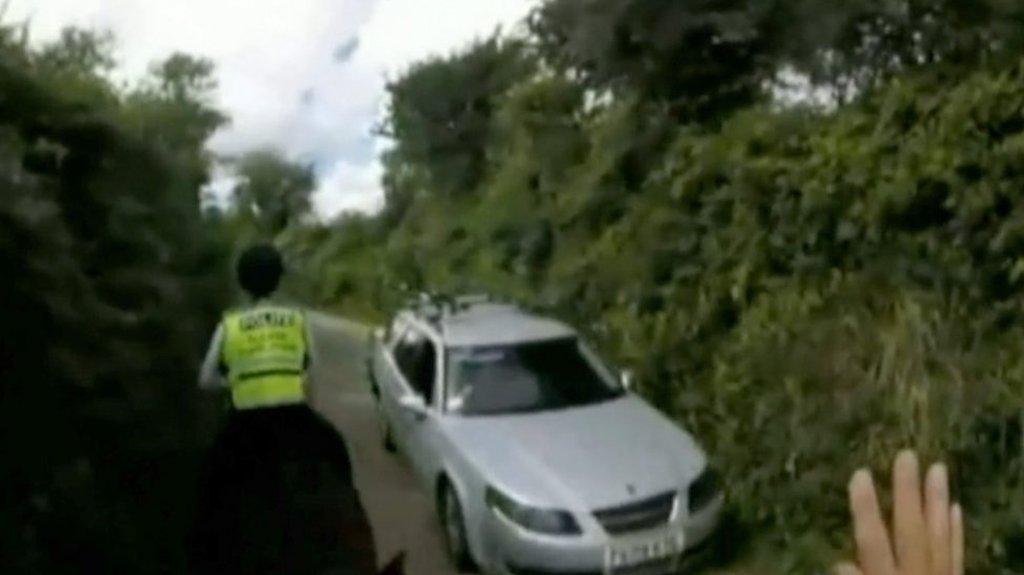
[368,297,723,575]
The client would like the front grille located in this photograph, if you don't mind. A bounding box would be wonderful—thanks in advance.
[613,556,678,575]
[506,566,600,575]
[592,491,676,535]
[507,558,677,575]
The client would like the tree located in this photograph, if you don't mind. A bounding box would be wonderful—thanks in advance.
[36,27,115,74]
[121,53,228,206]
[151,52,219,103]
[529,0,779,121]
[381,36,536,201]
[31,27,119,111]
[231,150,315,235]
[529,0,1024,113]
[776,0,1024,102]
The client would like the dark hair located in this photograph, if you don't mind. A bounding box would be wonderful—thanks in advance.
[236,244,283,298]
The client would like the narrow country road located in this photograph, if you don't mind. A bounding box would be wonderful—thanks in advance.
[306,312,459,575]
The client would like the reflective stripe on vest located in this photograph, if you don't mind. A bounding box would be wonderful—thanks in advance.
[221,306,307,410]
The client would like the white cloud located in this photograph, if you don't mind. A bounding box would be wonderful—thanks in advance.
[11,0,536,218]
[356,0,532,72]
[201,163,241,211]
[315,159,385,217]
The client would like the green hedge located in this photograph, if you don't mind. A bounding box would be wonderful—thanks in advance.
[0,33,232,573]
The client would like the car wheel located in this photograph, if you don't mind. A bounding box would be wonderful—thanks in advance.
[440,482,475,572]
[375,399,396,452]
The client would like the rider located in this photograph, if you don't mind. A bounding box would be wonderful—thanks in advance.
[198,242,314,409]
[191,243,376,575]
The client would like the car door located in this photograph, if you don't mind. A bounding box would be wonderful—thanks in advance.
[386,323,442,486]
[372,317,408,438]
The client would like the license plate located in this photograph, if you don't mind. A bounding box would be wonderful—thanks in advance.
[604,531,685,574]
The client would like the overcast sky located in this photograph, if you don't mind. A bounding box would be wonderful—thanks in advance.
[13,0,536,217]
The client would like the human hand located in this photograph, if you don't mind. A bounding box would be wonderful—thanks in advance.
[835,451,964,575]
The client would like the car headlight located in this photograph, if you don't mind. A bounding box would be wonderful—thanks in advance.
[688,466,721,514]
[485,486,582,536]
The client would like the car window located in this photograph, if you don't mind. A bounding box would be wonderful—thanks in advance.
[445,337,623,416]
[392,326,436,405]
[392,327,419,374]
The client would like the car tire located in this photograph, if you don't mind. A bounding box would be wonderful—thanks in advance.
[440,482,475,572]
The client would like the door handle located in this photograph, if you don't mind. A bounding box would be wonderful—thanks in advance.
[401,404,427,423]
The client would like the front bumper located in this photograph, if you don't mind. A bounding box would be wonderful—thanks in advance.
[483,494,724,575]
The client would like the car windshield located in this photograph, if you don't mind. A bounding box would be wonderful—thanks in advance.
[445,337,623,416]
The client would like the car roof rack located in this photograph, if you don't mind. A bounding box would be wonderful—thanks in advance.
[405,292,504,325]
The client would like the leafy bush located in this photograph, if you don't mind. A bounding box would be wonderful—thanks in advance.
[0,29,232,573]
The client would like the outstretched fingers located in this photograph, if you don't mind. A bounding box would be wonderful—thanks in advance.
[951,504,964,575]
[893,451,929,575]
[924,463,951,575]
[844,452,965,575]
[834,562,864,575]
[849,469,897,575]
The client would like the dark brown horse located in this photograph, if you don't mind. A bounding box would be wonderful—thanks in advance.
[190,406,403,575]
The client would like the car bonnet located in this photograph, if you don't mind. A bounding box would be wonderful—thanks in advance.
[443,395,707,512]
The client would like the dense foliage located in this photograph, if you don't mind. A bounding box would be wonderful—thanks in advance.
[0,28,234,573]
[288,2,1024,572]
[230,149,316,236]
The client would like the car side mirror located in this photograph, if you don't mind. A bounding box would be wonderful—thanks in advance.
[398,393,427,416]
[620,369,635,391]
[447,387,473,413]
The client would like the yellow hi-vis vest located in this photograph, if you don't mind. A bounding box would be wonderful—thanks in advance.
[221,306,307,410]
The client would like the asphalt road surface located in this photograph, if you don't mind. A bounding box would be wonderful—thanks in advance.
[307,312,459,575]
